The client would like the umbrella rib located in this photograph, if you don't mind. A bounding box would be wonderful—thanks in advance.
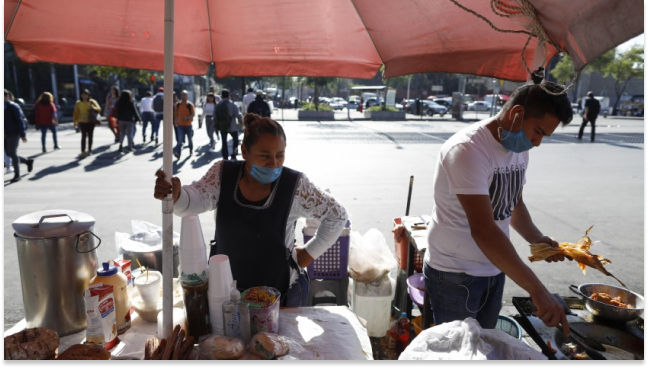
[205,0,214,63]
[4,0,23,40]
[348,0,384,70]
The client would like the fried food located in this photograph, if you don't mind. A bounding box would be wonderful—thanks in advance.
[528,226,627,289]
[590,292,633,309]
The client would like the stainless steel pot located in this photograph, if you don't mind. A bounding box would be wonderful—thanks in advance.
[569,283,644,322]
[12,210,100,336]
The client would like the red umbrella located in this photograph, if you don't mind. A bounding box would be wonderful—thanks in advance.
[4,0,642,80]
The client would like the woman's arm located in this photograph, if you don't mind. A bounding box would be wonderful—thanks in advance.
[171,160,224,217]
[291,174,348,266]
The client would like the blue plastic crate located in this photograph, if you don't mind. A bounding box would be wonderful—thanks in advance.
[303,232,349,280]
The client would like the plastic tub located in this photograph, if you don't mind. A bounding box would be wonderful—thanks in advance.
[495,315,522,340]
[241,287,281,335]
[406,273,426,309]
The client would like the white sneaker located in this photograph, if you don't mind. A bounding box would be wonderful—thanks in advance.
[5,166,14,174]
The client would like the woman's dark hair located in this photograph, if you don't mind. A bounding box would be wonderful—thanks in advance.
[502,82,573,126]
[116,90,134,113]
[206,93,216,103]
[81,89,91,100]
[242,113,286,152]
[37,92,53,105]
[110,85,120,98]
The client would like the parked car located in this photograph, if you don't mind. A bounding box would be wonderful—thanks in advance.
[330,97,348,110]
[423,101,447,117]
[433,98,452,109]
[467,101,493,111]
[348,95,360,110]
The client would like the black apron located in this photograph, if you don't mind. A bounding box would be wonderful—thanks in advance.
[210,160,301,302]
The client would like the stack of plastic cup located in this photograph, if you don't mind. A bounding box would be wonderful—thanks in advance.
[179,215,208,282]
[208,254,234,335]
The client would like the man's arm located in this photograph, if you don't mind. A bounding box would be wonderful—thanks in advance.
[456,194,569,336]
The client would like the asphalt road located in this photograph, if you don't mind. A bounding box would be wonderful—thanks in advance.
[4,109,644,331]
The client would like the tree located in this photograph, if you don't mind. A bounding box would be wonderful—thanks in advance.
[87,66,160,87]
[551,50,615,101]
[600,47,644,114]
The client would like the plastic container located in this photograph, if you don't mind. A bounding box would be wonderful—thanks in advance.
[393,218,423,273]
[495,315,523,340]
[222,281,252,344]
[134,270,162,306]
[241,287,281,335]
[396,312,411,354]
[89,262,131,335]
[406,273,426,309]
[349,276,394,338]
[303,220,351,280]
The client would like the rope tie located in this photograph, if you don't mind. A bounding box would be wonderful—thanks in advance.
[449,0,578,95]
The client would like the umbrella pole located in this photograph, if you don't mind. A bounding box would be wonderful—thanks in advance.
[161,0,175,339]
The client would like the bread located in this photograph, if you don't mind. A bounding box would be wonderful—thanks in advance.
[199,335,245,360]
[249,332,290,359]
[4,327,59,360]
[56,344,111,360]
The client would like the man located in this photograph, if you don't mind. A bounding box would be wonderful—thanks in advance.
[173,90,195,159]
[4,89,34,182]
[577,91,601,142]
[423,81,573,337]
[215,90,243,161]
[242,87,255,114]
[139,91,155,143]
[246,90,271,118]
[151,87,165,145]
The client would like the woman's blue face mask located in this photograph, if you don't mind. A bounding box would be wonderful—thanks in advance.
[248,164,282,184]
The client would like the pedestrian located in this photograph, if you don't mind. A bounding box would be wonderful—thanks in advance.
[423,80,574,336]
[4,151,13,174]
[105,86,120,143]
[173,90,195,159]
[4,89,34,182]
[33,91,60,152]
[73,89,102,157]
[151,87,165,145]
[111,90,141,153]
[577,91,601,142]
[242,87,255,115]
[246,90,271,118]
[139,91,155,143]
[215,90,243,161]
[202,93,219,151]
[153,113,349,307]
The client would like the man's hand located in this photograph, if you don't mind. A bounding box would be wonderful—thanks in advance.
[530,287,570,337]
[154,169,181,202]
[21,137,27,143]
[532,235,571,262]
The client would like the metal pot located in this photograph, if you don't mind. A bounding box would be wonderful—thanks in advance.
[569,283,644,322]
[12,210,100,336]
[122,246,180,278]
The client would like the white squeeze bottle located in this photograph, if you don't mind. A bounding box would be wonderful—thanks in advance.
[222,280,251,344]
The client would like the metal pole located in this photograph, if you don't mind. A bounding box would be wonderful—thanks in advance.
[405,176,414,216]
[407,75,411,101]
[73,65,80,101]
[347,78,351,121]
[161,0,175,340]
[50,63,59,104]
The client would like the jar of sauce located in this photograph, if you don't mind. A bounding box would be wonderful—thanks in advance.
[90,262,131,335]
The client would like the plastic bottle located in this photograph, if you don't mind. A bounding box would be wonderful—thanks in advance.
[222,281,251,344]
[89,262,131,335]
[395,312,411,355]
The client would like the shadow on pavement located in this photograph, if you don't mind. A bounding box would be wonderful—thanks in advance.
[28,160,81,180]
[83,144,128,172]
[191,145,221,170]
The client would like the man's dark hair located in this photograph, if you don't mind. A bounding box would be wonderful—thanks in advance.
[221,90,230,98]
[4,89,10,97]
[247,88,254,93]
[587,91,594,98]
[503,82,573,126]
[145,91,153,97]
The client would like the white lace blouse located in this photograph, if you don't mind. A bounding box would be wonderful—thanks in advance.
[174,160,349,285]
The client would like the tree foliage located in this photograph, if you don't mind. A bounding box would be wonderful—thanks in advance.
[87,66,160,86]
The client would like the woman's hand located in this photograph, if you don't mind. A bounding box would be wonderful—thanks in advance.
[154,169,181,202]
[295,247,314,269]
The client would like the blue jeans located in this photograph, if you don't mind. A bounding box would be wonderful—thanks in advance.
[141,111,155,138]
[39,125,58,149]
[285,271,310,307]
[424,263,505,329]
[220,130,239,160]
[175,125,193,155]
[153,113,163,139]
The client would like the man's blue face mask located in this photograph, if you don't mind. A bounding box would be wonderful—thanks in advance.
[499,113,534,153]
[248,164,282,185]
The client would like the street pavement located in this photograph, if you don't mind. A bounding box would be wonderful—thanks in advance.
[3,108,644,330]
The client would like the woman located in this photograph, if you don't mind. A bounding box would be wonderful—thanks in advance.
[33,92,59,152]
[105,85,120,143]
[202,93,219,151]
[111,90,141,153]
[73,89,101,157]
[154,114,348,307]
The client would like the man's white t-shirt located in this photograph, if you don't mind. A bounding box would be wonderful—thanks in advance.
[424,120,529,277]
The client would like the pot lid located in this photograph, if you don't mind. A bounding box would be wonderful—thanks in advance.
[12,209,96,239]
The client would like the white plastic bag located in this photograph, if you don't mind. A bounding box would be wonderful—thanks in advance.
[399,317,547,360]
[115,220,180,254]
[348,229,398,283]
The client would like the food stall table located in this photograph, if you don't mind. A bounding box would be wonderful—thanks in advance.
[392,215,430,325]
[4,306,373,360]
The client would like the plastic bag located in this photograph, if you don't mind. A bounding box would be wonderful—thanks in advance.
[198,335,246,360]
[399,318,547,360]
[115,220,180,254]
[348,229,398,283]
[248,332,305,360]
